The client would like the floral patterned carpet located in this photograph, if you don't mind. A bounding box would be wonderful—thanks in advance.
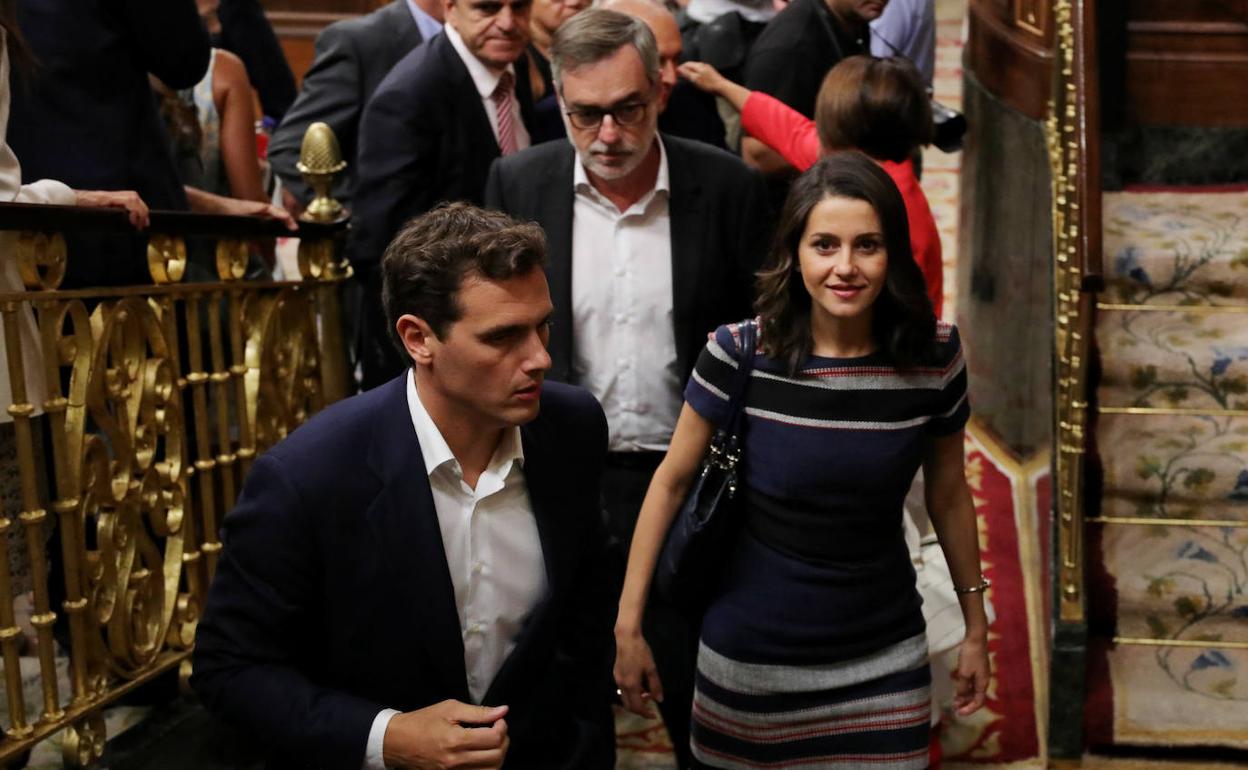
[1089,187,1248,749]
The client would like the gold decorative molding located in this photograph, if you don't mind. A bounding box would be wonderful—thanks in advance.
[16,232,67,290]
[1046,0,1096,624]
[215,238,250,282]
[1087,516,1248,529]
[1098,302,1248,314]
[146,234,187,284]
[1114,637,1248,651]
[1098,406,1248,418]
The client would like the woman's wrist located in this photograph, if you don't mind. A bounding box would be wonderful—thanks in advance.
[615,602,645,639]
[962,622,989,643]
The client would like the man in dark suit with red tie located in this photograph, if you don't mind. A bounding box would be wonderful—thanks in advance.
[193,203,616,769]
[351,0,538,391]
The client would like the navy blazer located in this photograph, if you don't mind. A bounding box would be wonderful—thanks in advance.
[350,32,536,268]
[192,376,617,769]
[484,134,772,386]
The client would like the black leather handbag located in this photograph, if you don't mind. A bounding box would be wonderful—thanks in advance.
[654,319,757,613]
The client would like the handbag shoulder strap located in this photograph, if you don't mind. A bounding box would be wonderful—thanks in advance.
[721,319,757,434]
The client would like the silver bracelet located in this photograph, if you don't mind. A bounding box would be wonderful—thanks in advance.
[954,577,991,595]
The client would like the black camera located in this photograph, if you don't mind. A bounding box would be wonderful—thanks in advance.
[931,99,967,153]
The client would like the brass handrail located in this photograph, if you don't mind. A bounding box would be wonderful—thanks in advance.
[0,123,350,766]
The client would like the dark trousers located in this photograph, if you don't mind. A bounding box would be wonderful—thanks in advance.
[603,452,697,770]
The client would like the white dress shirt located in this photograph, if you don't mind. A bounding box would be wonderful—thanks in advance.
[364,372,547,769]
[571,138,682,452]
[443,24,531,152]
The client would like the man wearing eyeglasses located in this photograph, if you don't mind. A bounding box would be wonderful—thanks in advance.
[484,9,770,767]
[351,0,539,391]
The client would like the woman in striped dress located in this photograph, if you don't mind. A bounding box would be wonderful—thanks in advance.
[614,152,991,769]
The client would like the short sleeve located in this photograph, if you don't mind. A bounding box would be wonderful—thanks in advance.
[683,323,746,428]
[925,323,970,436]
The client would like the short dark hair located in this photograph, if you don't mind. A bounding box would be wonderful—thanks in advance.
[815,56,933,163]
[381,202,547,354]
[754,153,937,374]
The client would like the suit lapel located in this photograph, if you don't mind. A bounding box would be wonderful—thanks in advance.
[436,35,501,159]
[540,148,577,382]
[365,377,470,702]
[664,136,706,377]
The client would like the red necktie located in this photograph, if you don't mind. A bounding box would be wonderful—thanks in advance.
[492,71,518,156]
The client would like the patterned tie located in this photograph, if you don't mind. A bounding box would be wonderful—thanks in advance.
[491,71,518,156]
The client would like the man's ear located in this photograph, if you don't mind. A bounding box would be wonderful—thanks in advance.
[396,314,437,366]
[443,0,457,25]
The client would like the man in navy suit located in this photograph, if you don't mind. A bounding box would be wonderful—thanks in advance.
[193,203,616,769]
[351,0,537,391]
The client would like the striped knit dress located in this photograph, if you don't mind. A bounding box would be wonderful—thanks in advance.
[683,320,970,770]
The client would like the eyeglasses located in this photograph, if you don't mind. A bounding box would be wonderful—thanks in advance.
[564,100,650,130]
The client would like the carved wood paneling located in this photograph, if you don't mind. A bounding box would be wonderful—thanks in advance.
[1123,5,1248,127]
[966,0,1054,120]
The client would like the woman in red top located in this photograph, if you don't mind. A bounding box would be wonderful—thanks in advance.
[681,55,944,317]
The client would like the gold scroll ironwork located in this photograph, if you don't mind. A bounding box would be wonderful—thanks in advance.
[0,125,348,766]
[0,264,344,766]
[1046,0,1097,624]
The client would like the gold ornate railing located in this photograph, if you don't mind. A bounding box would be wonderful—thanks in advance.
[1046,0,1101,762]
[1046,0,1101,628]
[0,189,349,766]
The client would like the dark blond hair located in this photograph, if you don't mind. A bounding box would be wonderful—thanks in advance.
[815,56,933,163]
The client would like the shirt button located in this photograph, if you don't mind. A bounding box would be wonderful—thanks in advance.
[615,314,627,324]
[472,561,484,575]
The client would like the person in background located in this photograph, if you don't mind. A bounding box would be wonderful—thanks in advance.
[741,0,886,178]
[268,0,442,214]
[602,0,725,148]
[527,0,588,142]
[7,0,209,286]
[870,0,934,88]
[484,10,769,766]
[155,53,266,205]
[614,152,989,769]
[351,0,537,389]
[210,0,299,121]
[0,2,149,609]
[679,54,943,316]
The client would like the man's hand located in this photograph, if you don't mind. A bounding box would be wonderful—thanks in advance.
[382,701,510,770]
